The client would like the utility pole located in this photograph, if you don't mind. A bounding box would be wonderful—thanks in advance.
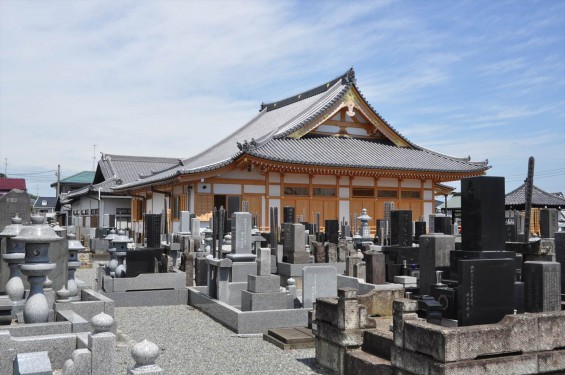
[56,164,61,198]
[92,145,97,171]
[4,158,7,177]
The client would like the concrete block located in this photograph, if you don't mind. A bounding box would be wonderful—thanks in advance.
[240,290,293,311]
[55,310,90,333]
[61,348,91,375]
[89,332,115,375]
[248,274,280,293]
[14,351,52,375]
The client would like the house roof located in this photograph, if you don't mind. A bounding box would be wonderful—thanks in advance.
[51,171,95,187]
[505,183,565,209]
[33,196,57,208]
[0,178,26,191]
[114,68,489,191]
[65,154,180,200]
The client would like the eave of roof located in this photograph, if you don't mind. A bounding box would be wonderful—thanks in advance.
[505,183,565,208]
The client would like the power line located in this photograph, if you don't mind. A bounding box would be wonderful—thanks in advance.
[7,170,57,176]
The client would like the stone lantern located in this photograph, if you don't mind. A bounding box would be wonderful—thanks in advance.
[105,229,118,276]
[0,214,26,311]
[66,233,84,300]
[353,209,372,249]
[202,227,213,252]
[113,230,131,278]
[14,215,62,323]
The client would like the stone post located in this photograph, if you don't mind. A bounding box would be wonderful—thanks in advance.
[89,313,116,375]
[66,234,84,300]
[128,339,164,374]
[14,215,61,323]
[0,215,26,314]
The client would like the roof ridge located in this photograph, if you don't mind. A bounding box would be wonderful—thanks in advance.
[261,68,356,112]
[103,154,181,163]
[273,81,351,139]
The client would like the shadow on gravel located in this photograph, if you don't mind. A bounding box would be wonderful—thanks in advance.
[295,357,332,374]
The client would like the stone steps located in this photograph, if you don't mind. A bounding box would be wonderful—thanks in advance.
[344,349,393,375]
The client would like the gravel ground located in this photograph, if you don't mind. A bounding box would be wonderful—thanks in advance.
[77,265,331,375]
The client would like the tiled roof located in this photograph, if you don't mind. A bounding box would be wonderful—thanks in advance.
[116,74,352,190]
[505,183,565,208]
[66,154,180,199]
[248,137,487,173]
[115,68,488,191]
[0,178,26,191]
[33,196,57,208]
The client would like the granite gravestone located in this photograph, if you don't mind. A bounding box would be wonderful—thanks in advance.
[523,261,561,312]
[419,234,454,295]
[325,220,339,244]
[227,212,255,261]
[179,211,191,233]
[461,176,505,251]
[286,224,309,264]
[457,258,515,326]
[434,216,452,235]
[505,223,517,242]
[556,232,565,298]
[302,266,337,308]
[126,249,161,277]
[283,207,295,224]
[391,210,412,246]
[145,214,162,248]
[540,208,559,239]
[414,221,426,243]
[364,250,386,285]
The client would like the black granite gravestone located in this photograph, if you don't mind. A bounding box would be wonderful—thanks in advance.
[457,258,515,326]
[555,232,565,298]
[414,221,426,243]
[449,250,516,280]
[461,176,505,251]
[126,248,161,277]
[434,216,452,235]
[325,220,339,244]
[391,210,413,246]
[283,207,295,224]
[145,214,162,248]
[505,223,517,242]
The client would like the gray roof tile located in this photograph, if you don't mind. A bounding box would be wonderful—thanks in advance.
[505,183,565,208]
[248,137,487,173]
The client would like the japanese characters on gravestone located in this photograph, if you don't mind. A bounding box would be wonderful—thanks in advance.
[302,265,337,309]
[145,214,161,248]
[523,156,535,242]
[391,210,412,247]
[457,258,515,326]
[523,261,561,312]
[283,206,295,224]
[226,211,255,261]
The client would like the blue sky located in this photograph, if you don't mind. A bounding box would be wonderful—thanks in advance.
[1,0,563,197]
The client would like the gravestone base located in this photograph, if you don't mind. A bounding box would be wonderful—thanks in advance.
[248,274,280,293]
[241,290,293,311]
[449,250,515,279]
[230,262,257,282]
[287,252,311,264]
[277,261,346,289]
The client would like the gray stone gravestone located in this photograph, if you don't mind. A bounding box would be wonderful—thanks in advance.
[419,234,454,295]
[226,212,255,262]
[285,223,309,264]
[179,211,191,233]
[523,261,561,312]
[540,208,559,239]
[302,266,337,308]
